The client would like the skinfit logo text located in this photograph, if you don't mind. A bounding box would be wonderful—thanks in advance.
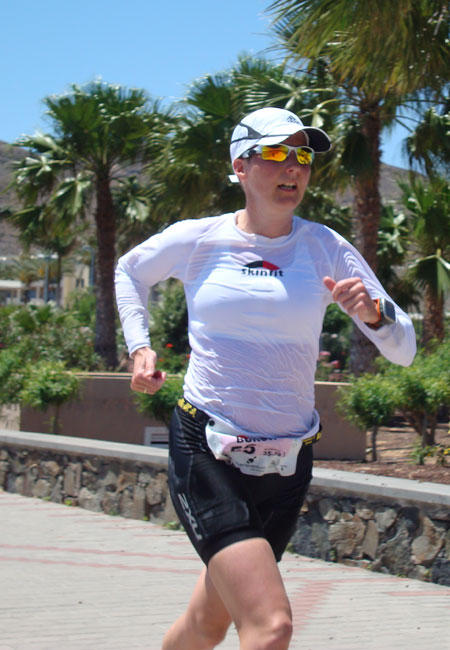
[241,260,284,277]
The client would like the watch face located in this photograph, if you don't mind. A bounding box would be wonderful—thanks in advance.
[381,299,396,323]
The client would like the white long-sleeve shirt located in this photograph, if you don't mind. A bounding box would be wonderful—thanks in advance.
[115,213,416,437]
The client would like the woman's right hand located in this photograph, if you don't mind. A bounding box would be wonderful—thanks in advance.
[130,347,167,394]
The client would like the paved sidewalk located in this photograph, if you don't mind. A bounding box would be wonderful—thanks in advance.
[0,491,449,650]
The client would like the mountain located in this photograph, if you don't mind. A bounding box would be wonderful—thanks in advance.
[0,141,28,256]
[336,163,412,208]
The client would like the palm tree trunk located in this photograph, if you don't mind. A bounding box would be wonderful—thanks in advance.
[353,100,382,271]
[350,100,382,375]
[94,175,118,369]
[421,285,444,348]
[349,329,379,375]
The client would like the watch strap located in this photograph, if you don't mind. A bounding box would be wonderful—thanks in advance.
[365,298,383,330]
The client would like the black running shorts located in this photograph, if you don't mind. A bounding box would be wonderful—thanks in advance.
[168,400,313,565]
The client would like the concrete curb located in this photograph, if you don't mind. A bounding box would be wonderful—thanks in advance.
[311,467,450,509]
[0,429,168,467]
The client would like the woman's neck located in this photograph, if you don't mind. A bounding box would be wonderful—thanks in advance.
[236,208,293,238]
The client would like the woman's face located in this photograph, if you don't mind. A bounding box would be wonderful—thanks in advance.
[233,131,312,216]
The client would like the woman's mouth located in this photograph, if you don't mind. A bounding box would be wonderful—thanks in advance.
[278,183,297,191]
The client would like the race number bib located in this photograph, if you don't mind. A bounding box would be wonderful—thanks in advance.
[205,412,320,477]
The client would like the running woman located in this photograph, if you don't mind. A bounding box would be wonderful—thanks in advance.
[115,107,416,650]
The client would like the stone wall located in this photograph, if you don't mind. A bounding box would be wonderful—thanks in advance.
[0,432,177,524]
[1,431,449,586]
[292,487,450,586]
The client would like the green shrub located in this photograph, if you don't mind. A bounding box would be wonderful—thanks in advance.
[133,375,185,426]
[340,339,450,460]
[65,288,97,328]
[150,280,189,355]
[382,341,450,446]
[0,303,103,371]
[338,374,396,461]
[0,345,29,406]
[20,360,81,434]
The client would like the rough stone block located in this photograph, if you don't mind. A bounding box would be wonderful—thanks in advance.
[146,472,168,506]
[42,460,61,478]
[50,476,63,503]
[379,523,414,576]
[158,495,179,525]
[63,462,82,496]
[375,508,397,533]
[293,511,331,561]
[99,469,119,491]
[137,469,154,486]
[356,502,375,520]
[119,488,137,519]
[362,520,379,560]
[318,498,340,522]
[412,517,445,566]
[33,479,52,499]
[445,530,450,560]
[78,487,102,512]
[9,474,23,494]
[329,515,366,559]
[132,485,148,520]
[83,458,102,473]
[431,557,450,586]
[0,461,8,489]
[116,471,137,494]
[103,490,121,516]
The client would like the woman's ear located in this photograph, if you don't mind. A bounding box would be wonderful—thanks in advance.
[233,158,246,181]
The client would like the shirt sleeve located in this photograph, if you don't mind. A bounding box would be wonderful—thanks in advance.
[115,220,198,357]
[334,239,417,367]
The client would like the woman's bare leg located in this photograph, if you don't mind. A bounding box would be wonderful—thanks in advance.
[208,537,293,650]
[161,566,232,649]
[163,536,293,650]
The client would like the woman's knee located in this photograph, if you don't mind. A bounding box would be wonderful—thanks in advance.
[266,612,293,648]
[240,611,293,650]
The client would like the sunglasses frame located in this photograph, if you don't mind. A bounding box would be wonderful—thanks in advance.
[241,143,315,165]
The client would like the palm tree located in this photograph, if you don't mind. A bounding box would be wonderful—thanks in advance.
[3,256,43,303]
[405,105,450,178]
[267,0,450,372]
[5,204,81,305]
[10,82,168,367]
[400,177,450,346]
[148,68,245,222]
[149,56,347,225]
[376,205,420,313]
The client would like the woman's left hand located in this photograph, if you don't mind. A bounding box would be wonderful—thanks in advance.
[323,276,380,324]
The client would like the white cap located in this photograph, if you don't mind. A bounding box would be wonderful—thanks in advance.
[229,107,331,182]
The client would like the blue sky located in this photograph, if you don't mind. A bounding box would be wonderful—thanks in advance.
[2,0,409,168]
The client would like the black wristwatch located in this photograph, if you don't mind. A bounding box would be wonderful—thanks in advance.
[366,298,396,330]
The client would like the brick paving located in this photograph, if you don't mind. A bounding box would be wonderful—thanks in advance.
[0,491,449,650]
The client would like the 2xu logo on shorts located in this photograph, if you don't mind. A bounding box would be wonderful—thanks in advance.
[177,492,202,541]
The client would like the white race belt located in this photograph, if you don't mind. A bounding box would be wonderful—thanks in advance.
[205,413,321,477]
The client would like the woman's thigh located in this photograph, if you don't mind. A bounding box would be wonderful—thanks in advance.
[207,537,292,644]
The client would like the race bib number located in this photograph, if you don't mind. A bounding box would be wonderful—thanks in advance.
[205,419,305,476]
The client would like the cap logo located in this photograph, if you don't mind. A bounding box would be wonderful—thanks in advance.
[287,116,300,123]
[230,122,263,144]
